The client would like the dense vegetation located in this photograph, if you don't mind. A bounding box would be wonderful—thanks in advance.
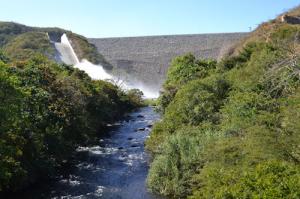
[0,22,33,46]
[3,32,54,61]
[146,12,300,199]
[0,21,112,69]
[0,52,142,193]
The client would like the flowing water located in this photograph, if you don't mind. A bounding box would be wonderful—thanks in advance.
[51,33,159,98]
[53,34,80,65]
[19,107,161,199]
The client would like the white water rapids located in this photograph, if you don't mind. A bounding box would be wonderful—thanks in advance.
[54,33,158,98]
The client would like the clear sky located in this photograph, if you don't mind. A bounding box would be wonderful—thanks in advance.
[0,0,299,38]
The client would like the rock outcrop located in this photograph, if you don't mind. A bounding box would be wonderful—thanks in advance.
[280,14,300,24]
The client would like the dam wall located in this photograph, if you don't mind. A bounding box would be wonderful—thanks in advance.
[89,32,248,93]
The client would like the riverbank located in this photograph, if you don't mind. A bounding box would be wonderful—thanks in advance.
[9,107,161,199]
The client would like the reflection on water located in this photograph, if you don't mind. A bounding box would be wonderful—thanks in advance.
[19,107,161,199]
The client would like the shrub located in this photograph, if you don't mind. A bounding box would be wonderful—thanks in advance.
[0,55,138,192]
[3,32,55,61]
[158,53,217,112]
[147,127,220,198]
[190,160,300,199]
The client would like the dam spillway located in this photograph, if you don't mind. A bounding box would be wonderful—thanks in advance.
[53,33,80,65]
[51,33,113,82]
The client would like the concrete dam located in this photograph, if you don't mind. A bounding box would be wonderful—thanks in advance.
[89,32,248,96]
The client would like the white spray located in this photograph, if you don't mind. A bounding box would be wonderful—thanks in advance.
[61,34,80,64]
[57,34,159,98]
[121,82,159,99]
[75,59,113,80]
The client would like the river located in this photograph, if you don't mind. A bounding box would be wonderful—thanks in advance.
[19,107,161,199]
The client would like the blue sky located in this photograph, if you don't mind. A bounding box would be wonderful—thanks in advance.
[0,0,299,38]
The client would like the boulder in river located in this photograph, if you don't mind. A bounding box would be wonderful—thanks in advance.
[137,115,144,118]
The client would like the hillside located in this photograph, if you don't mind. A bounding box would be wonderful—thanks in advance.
[0,22,112,69]
[89,33,247,92]
[145,7,300,199]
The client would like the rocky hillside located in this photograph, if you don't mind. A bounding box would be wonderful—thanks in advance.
[89,33,247,92]
[0,22,112,69]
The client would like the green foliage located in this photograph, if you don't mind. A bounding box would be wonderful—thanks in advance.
[148,133,201,197]
[190,161,300,199]
[125,88,144,107]
[218,42,260,71]
[279,89,300,163]
[165,53,216,86]
[219,91,278,135]
[147,20,300,198]
[158,53,217,112]
[147,75,229,153]
[147,127,220,198]
[3,32,55,61]
[0,50,9,63]
[0,22,33,47]
[0,63,27,191]
[0,55,136,192]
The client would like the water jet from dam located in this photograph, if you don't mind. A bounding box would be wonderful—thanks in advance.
[54,33,80,65]
[53,33,158,98]
[75,59,113,80]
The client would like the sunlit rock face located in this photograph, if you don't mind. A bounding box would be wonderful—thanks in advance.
[280,14,300,24]
[89,33,248,93]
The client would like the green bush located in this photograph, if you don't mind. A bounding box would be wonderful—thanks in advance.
[147,74,230,152]
[190,160,300,199]
[3,32,54,61]
[125,88,144,107]
[0,55,137,192]
[0,50,9,63]
[219,91,278,135]
[279,89,300,163]
[147,127,220,198]
[158,53,217,112]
